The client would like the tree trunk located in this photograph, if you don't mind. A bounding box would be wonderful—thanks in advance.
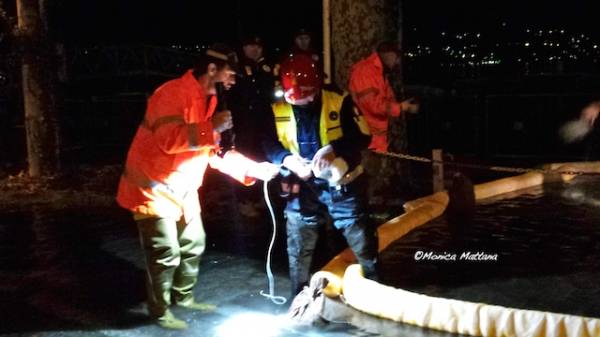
[17,0,59,177]
[387,0,408,154]
[330,0,398,90]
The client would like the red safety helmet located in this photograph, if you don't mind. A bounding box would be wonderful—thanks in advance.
[280,53,322,104]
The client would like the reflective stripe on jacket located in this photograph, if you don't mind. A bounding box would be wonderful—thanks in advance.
[348,52,401,153]
[116,70,255,221]
[272,90,346,154]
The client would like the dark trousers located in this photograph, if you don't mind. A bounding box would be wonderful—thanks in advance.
[284,175,379,296]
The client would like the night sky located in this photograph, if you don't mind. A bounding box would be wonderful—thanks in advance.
[30,0,597,47]
[404,0,597,34]
[53,0,322,47]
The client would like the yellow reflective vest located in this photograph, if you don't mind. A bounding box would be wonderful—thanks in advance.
[272,90,369,155]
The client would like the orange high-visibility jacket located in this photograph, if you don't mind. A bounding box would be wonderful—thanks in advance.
[348,52,402,153]
[116,70,255,221]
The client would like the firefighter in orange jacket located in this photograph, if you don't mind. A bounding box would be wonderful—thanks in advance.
[116,44,278,330]
[348,41,419,153]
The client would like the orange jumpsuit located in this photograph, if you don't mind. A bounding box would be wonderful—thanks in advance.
[116,69,255,222]
[349,52,402,153]
[116,69,257,320]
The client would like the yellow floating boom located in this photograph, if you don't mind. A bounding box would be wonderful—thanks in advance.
[311,162,600,337]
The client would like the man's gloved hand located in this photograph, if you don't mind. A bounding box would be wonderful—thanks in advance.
[283,154,312,180]
[212,110,233,133]
[280,174,301,199]
[311,145,336,174]
[312,145,349,184]
[401,97,420,114]
[246,161,280,181]
[581,101,600,126]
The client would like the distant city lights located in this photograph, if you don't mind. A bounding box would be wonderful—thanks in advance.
[404,24,600,73]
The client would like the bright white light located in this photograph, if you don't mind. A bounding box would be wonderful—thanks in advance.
[274,89,284,98]
[216,312,288,337]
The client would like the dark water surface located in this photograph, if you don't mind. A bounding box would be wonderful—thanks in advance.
[2,175,599,337]
[380,176,600,318]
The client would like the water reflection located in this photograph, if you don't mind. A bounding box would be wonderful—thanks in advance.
[561,179,600,207]
[0,206,147,333]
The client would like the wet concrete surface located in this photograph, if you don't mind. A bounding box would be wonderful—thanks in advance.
[2,174,599,337]
[0,204,362,337]
[0,168,426,337]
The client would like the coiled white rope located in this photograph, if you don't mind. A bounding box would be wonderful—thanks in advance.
[259,180,287,305]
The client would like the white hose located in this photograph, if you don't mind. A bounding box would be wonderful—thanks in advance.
[259,179,287,305]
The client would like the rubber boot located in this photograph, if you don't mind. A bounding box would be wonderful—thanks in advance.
[176,296,217,312]
[156,310,187,330]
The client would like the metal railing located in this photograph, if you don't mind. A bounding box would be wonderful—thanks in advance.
[66,45,199,81]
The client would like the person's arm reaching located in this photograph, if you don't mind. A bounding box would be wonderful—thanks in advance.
[312,95,370,178]
[260,106,312,179]
[581,100,600,126]
[209,150,279,185]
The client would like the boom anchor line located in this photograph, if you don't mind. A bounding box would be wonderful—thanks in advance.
[380,150,600,177]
